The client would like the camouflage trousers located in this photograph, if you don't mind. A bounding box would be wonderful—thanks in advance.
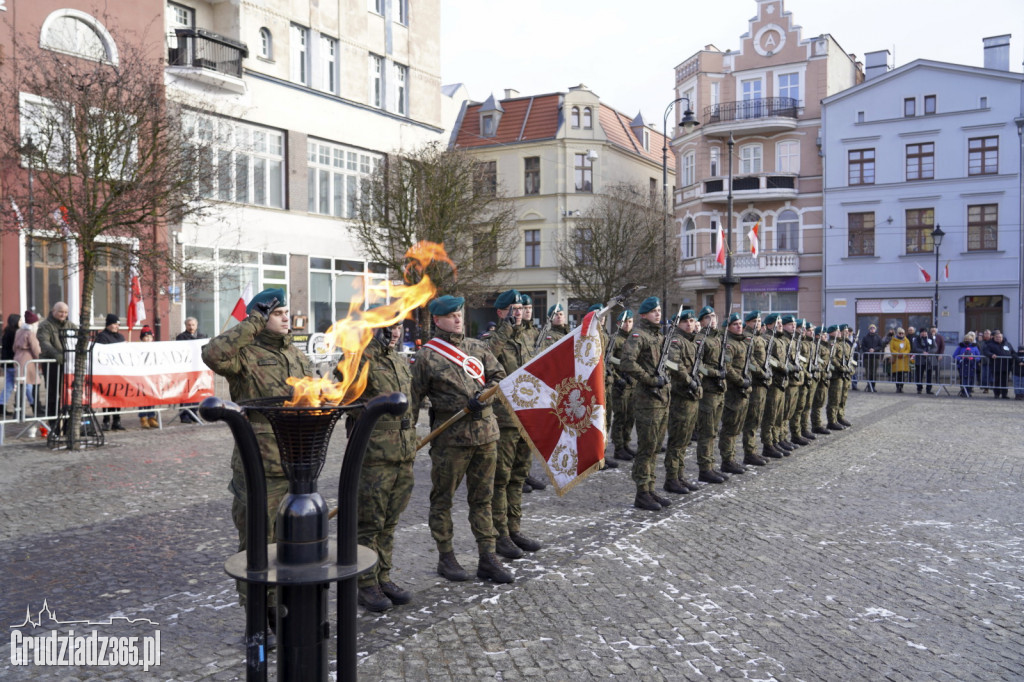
[800,379,819,434]
[493,427,532,536]
[611,384,636,451]
[742,384,768,454]
[632,403,669,491]
[827,375,844,424]
[718,389,749,463]
[839,375,852,418]
[789,382,810,438]
[429,442,498,554]
[761,384,786,446]
[695,391,725,471]
[357,459,415,588]
[780,383,800,440]
[811,378,830,428]
[665,392,699,481]
[230,472,290,607]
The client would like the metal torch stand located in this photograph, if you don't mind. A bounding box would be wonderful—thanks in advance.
[201,392,408,682]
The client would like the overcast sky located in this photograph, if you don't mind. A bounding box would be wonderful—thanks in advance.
[441,0,1024,124]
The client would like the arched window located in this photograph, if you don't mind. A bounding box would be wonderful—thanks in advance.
[259,27,273,60]
[582,107,593,129]
[40,10,118,64]
[777,209,799,251]
[570,106,580,128]
[683,218,696,259]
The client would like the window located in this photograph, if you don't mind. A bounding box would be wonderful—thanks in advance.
[369,0,383,14]
[848,212,875,256]
[924,95,936,115]
[742,212,760,254]
[642,129,650,151]
[968,136,998,176]
[682,152,695,186]
[739,144,762,174]
[258,27,273,60]
[92,248,126,325]
[776,140,799,173]
[369,54,383,108]
[26,238,68,314]
[583,107,592,129]
[650,177,657,200]
[980,96,988,108]
[291,24,308,85]
[192,115,285,208]
[683,218,696,259]
[906,142,934,181]
[905,208,935,253]
[778,72,799,104]
[574,153,592,193]
[576,227,594,265]
[709,148,719,177]
[393,62,408,116]
[741,79,763,118]
[396,0,409,24]
[743,291,798,317]
[857,111,865,123]
[474,160,496,196]
[320,35,337,92]
[524,229,540,268]
[710,219,719,255]
[776,209,799,251]
[20,94,72,172]
[41,9,118,64]
[904,97,916,117]
[967,204,998,251]
[848,148,875,185]
[524,156,540,195]
[168,2,194,29]
[571,107,580,128]
[309,259,386,333]
[482,114,495,137]
[307,140,381,218]
[184,247,283,334]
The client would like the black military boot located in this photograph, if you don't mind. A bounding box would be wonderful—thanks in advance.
[762,445,783,459]
[601,456,619,470]
[496,535,524,559]
[509,531,542,552]
[525,474,547,490]
[626,445,638,457]
[721,460,746,474]
[522,480,533,493]
[812,425,830,435]
[379,581,412,605]
[744,453,768,466]
[791,435,811,446]
[437,552,470,582]
[827,422,845,431]
[838,417,852,427]
[698,469,727,484]
[663,478,690,494]
[681,478,700,491]
[477,553,514,583]
[802,430,817,440]
[357,584,392,612]
[614,447,634,461]
[649,490,672,507]
[633,491,661,511]
[778,440,795,451]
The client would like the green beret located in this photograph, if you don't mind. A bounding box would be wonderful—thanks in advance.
[520,294,532,305]
[548,302,563,317]
[804,320,814,329]
[638,297,661,314]
[246,288,286,315]
[744,310,761,323]
[588,303,602,313]
[781,314,796,325]
[678,309,696,321]
[827,324,839,334]
[815,326,824,334]
[616,309,633,322]
[697,305,715,320]
[429,295,465,316]
[763,313,779,325]
[726,312,742,325]
[839,323,850,331]
[494,289,521,309]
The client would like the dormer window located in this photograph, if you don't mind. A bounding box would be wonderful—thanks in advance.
[571,106,580,128]
[642,129,650,151]
[582,107,592,129]
[478,94,504,138]
[482,114,495,137]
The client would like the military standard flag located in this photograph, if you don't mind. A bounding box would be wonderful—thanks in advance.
[498,311,606,495]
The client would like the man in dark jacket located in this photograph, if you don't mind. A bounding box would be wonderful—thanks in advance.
[96,314,126,430]
[176,317,208,423]
[37,302,77,425]
[912,329,936,394]
[859,324,884,393]
[984,330,1014,399]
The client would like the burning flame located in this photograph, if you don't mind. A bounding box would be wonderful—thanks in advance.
[285,241,454,407]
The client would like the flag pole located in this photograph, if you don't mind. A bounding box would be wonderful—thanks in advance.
[415,384,500,451]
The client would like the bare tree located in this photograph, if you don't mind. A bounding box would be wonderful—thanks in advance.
[557,182,676,305]
[0,25,215,447]
[353,142,518,334]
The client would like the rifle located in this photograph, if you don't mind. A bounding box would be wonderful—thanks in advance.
[762,325,777,375]
[715,324,728,390]
[845,327,860,373]
[741,332,755,385]
[534,316,552,353]
[655,304,685,381]
[688,325,712,395]
[811,330,824,377]
[784,326,798,374]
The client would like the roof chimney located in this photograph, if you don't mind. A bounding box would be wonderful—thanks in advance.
[504,88,520,99]
[983,34,1011,71]
[864,50,891,80]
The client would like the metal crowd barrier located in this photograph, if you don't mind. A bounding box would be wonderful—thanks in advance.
[850,350,1023,398]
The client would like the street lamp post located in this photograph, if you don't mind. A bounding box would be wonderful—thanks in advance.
[662,96,699,314]
[722,133,739,316]
[20,137,37,312]
[932,224,945,327]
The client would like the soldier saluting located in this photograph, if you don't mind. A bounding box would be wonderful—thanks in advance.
[410,295,513,584]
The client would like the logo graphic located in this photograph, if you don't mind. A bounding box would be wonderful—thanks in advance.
[462,355,484,380]
[550,376,597,438]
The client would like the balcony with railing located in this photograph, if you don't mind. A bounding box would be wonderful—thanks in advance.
[702,97,800,136]
[690,251,801,277]
[676,172,799,205]
[167,28,248,92]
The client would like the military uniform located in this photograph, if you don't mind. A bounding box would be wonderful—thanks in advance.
[761,315,789,456]
[798,324,821,441]
[811,330,834,434]
[826,328,848,429]
[695,320,728,480]
[742,319,772,464]
[838,328,855,426]
[717,319,752,472]
[782,326,804,447]
[610,326,637,459]
[663,315,701,492]
[536,324,568,352]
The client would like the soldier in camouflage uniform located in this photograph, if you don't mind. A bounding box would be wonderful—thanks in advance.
[520,294,539,350]
[810,326,834,436]
[760,314,788,458]
[826,325,848,430]
[410,295,513,584]
[663,310,702,494]
[340,315,417,612]
[484,290,542,560]
[741,311,771,466]
[619,297,672,511]
[609,310,637,461]
[837,324,855,427]
[798,320,820,442]
[536,303,569,352]
[717,313,753,474]
[695,306,730,483]
[787,319,812,447]
[201,288,313,619]
[778,315,805,450]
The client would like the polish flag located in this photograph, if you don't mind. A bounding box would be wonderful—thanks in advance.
[943,261,950,281]
[715,225,727,266]
[125,265,146,330]
[917,264,932,283]
[229,282,254,322]
[748,221,761,258]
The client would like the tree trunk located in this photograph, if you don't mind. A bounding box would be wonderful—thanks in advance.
[68,252,96,449]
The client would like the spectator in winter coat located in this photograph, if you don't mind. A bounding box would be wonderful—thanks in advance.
[95,314,126,431]
[888,328,912,393]
[912,329,936,394]
[979,329,993,391]
[929,327,946,355]
[1,313,20,415]
[953,333,982,398]
[983,330,1014,399]
[13,311,42,415]
[859,325,884,393]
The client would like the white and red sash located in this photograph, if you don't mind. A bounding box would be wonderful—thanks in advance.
[424,336,486,386]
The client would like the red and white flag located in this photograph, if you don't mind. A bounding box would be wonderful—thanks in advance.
[52,206,71,237]
[943,261,950,281]
[125,264,146,330]
[917,263,932,283]
[498,311,606,495]
[10,199,25,228]
[229,282,254,322]
[748,221,761,258]
[715,225,727,266]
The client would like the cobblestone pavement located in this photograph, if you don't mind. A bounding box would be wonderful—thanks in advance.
[1,392,1022,680]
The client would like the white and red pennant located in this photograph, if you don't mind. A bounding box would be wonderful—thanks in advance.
[498,311,606,495]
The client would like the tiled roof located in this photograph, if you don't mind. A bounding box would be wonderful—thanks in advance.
[454,94,561,148]
[599,105,666,166]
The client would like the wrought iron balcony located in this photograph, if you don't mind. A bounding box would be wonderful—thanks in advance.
[168,28,248,79]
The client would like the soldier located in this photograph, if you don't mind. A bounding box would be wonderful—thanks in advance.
[810,326,834,436]
[741,311,771,467]
[609,310,637,462]
[798,320,820,442]
[485,290,543,560]
[716,313,752,474]
[619,296,672,510]
[536,303,569,351]
[772,314,799,452]
[785,319,811,447]
[663,310,702,494]
[826,325,848,430]
[837,324,855,427]
[694,306,730,483]
[343,314,418,612]
[36,301,77,426]
[520,294,539,350]
[201,288,313,630]
[587,302,620,472]
[760,313,788,459]
[409,295,513,584]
